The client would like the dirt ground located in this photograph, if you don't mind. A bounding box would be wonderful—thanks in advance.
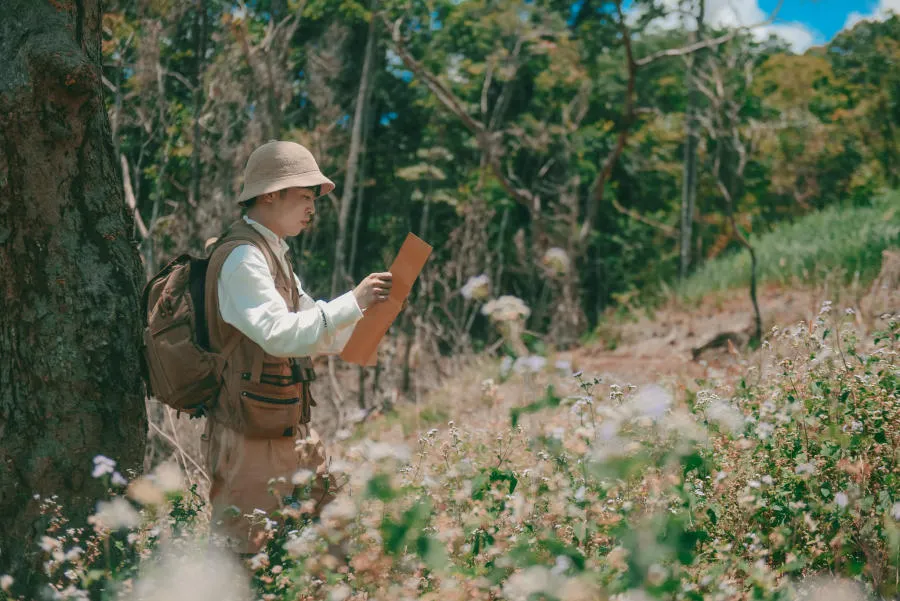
[562,279,897,386]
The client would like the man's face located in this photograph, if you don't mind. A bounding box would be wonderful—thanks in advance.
[269,187,317,237]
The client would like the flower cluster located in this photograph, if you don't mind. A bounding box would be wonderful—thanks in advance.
[541,247,571,276]
[461,274,491,301]
[481,295,531,322]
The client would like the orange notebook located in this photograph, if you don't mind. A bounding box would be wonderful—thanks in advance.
[340,233,432,366]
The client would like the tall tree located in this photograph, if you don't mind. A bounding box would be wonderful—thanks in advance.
[331,8,377,298]
[0,0,147,592]
[679,0,704,279]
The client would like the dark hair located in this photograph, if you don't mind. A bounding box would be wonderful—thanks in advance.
[240,186,320,212]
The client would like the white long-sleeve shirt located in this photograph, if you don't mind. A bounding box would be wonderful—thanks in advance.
[217,216,363,358]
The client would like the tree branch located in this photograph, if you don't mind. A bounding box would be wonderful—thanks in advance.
[579,0,638,244]
[635,0,785,67]
[382,14,537,211]
[121,154,149,239]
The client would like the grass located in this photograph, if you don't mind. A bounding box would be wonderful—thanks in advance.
[680,191,900,301]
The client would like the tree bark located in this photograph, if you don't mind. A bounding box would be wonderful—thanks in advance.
[680,0,704,280]
[189,0,207,209]
[0,0,147,593]
[331,12,376,298]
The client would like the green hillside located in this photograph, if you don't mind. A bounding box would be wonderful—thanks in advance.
[680,192,900,300]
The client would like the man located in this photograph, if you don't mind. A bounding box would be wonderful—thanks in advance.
[201,140,391,555]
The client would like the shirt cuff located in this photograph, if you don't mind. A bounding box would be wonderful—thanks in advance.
[321,290,363,330]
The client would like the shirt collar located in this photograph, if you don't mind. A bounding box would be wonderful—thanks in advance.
[243,215,290,256]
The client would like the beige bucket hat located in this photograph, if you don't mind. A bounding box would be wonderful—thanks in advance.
[237,140,335,204]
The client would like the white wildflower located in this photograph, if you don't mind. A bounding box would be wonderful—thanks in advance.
[626,384,671,420]
[541,247,571,276]
[132,546,251,601]
[834,492,849,508]
[39,536,61,553]
[111,471,128,487]
[247,552,268,571]
[0,575,12,592]
[362,440,411,463]
[795,462,816,476]
[127,477,165,506]
[291,469,314,486]
[503,565,561,600]
[461,274,491,301]
[551,555,573,576]
[646,564,668,586]
[330,584,352,601]
[321,497,357,523]
[514,355,547,374]
[481,295,531,322]
[793,576,867,601]
[152,462,184,493]
[756,422,775,439]
[611,591,654,601]
[89,497,140,530]
[91,455,116,478]
[705,399,745,434]
[555,359,572,373]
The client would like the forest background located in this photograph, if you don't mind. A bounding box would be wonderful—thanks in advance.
[106,0,899,367]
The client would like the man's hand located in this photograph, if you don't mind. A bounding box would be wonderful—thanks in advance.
[353,272,393,310]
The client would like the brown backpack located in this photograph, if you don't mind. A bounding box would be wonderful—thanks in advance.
[140,251,233,417]
[140,227,269,417]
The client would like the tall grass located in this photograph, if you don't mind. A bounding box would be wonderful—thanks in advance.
[680,191,900,300]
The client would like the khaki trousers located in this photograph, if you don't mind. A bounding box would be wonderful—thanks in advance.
[204,419,334,554]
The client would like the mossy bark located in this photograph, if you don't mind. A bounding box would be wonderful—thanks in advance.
[0,0,147,592]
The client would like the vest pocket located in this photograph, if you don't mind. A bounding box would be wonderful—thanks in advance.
[239,387,301,438]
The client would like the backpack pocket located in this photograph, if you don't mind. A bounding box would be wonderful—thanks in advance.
[239,383,302,439]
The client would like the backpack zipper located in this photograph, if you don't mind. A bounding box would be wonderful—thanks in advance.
[240,391,300,405]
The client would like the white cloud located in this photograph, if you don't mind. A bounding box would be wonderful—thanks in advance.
[843,0,900,31]
[759,23,817,53]
[640,0,822,53]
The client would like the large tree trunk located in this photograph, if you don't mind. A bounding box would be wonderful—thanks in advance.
[0,0,148,593]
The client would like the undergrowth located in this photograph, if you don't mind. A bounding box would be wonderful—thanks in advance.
[2,310,899,601]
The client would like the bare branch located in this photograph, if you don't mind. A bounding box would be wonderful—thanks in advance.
[635,0,785,67]
[163,68,196,92]
[611,196,678,237]
[382,14,537,211]
[121,154,149,239]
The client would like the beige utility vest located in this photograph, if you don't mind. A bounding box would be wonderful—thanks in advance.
[204,219,316,437]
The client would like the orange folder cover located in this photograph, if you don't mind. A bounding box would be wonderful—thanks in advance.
[340,233,432,366]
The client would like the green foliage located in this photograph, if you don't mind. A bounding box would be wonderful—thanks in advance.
[680,192,900,299]
[102,0,900,340]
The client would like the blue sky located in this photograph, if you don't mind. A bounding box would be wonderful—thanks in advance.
[647,0,899,52]
[759,0,895,43]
